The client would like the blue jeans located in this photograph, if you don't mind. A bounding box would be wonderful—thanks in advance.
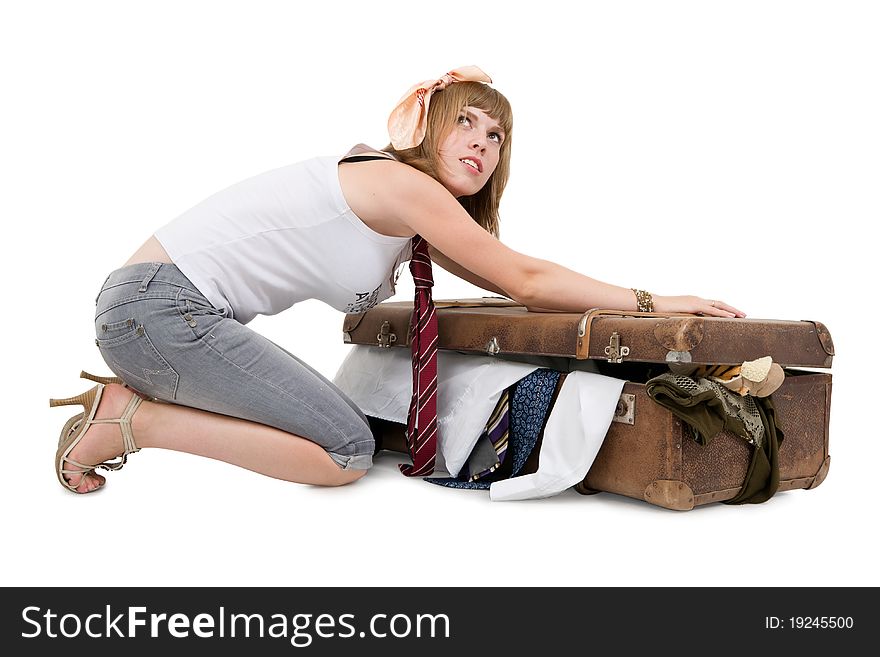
[93,262,374,469]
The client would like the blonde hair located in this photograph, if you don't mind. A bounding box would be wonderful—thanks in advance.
[385,81,513,238]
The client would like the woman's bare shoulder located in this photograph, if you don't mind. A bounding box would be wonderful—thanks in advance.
[337,159,429,237]
[337,159,452,233]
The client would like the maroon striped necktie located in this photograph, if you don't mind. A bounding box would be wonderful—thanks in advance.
[400,235,439,476]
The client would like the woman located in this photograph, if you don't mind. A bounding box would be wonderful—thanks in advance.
[50,66,745,494]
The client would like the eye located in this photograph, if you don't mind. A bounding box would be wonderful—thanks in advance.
[488,132,503,144]
[457,115,471,126]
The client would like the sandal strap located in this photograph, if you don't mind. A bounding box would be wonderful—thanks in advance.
[60,458,97,491]
[62,457,95,472]
[89,393,143,456]
[119,393,142,455]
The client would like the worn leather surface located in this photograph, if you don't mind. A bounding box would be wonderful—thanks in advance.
[578,371,831,509]
[580,312,834,368]
[344,300,834,368]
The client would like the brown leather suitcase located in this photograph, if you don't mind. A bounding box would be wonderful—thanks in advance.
[343,299,834,510]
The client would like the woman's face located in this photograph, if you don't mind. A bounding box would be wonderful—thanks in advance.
[435,106,505,198]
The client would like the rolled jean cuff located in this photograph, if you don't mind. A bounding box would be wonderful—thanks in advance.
[329,452,374,470]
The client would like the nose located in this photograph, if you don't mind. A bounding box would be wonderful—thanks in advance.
[470,135,486,152]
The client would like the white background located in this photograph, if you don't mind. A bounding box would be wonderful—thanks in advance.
[2,1,877,587]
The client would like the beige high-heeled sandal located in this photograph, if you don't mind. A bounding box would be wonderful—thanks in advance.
[49,384,142,493]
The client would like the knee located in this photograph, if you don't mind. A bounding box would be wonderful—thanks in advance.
[325,468,368,487]
[326,428,375,470]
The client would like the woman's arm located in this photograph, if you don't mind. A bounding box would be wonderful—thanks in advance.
[380,165,745,318]
[429,247,597,313]
[427,246,510,298]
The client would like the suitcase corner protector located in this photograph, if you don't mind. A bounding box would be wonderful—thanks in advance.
[806,455,831,490]
[803,320,835,357]
[644,480,695,511]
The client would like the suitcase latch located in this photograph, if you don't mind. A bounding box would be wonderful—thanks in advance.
[612,393,636,425]
[376,321,397,348]
[486,337,501,356]
[604,331,630,363]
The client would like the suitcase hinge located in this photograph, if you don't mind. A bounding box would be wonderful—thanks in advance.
[376,321,397,348]
[604,331,630,363]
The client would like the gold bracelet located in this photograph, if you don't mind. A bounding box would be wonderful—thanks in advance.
[631,288,654,313]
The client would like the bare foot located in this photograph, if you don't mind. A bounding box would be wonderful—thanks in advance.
[62,384,142,493]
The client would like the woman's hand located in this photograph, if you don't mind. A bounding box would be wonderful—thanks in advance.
[653,295,746,318]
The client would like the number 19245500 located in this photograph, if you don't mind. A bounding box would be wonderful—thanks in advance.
[765,616,854,629]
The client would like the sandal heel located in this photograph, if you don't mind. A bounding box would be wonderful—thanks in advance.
[49,385,100,409]
[80,370,125,386]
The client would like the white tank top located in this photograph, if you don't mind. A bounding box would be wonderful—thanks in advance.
[154,145,412,324]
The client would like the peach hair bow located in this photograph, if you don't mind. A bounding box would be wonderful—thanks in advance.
[387,65,493,150]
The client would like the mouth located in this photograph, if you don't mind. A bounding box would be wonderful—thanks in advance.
[460,157,483,174]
